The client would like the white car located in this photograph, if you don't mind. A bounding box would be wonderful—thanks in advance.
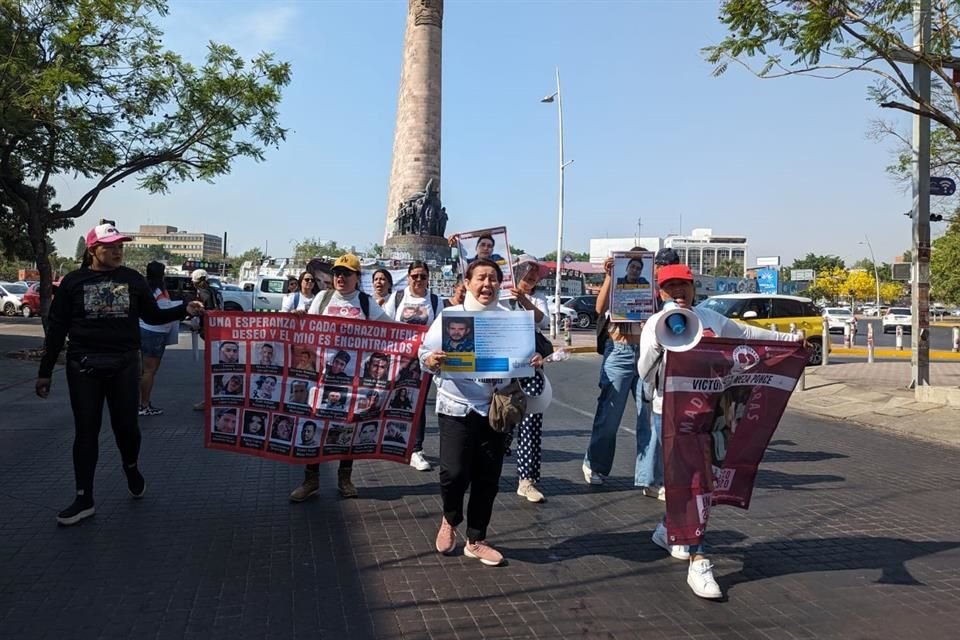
[547,299,578,326]
[882,307,912,333]
[822,307,855,333]
[0,282,27,316]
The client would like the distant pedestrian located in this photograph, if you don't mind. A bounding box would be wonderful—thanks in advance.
[280,276,299,308]
[444,279,466,309]
[282,270,319,313]
[138,261,182,416]
[36,224,204,526]
[191,268,222,412]
[372,268,394,306]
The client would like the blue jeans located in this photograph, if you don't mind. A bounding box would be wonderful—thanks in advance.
[584,341,663,486]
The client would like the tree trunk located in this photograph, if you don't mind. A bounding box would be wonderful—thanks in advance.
[25,202,54,336]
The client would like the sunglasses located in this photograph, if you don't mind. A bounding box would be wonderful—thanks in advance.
[302,277,314,282]
[409,274,428,281]
[332,269,355,278]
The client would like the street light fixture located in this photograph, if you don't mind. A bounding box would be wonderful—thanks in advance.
[541,67,573,338]
[859,236,881,309]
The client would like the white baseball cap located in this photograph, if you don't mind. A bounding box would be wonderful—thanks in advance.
[190,269,209,283]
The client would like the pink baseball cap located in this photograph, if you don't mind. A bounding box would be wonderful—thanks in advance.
[85,223,132,248]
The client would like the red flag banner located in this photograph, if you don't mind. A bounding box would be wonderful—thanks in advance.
[661,337,808,546]
[202,312,429,464]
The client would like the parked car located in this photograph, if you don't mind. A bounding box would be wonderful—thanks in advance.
[882,307,912,334]
[546,298,578,326]
[822,307,856,333]
[562,295,599,329]
[20,281,62,317]
[697,293,825,366]
[0,282,28,317]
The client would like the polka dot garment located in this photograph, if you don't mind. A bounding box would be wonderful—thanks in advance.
[517,373,545,483]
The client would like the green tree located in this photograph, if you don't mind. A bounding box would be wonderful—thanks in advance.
[509,245,526,257]
[712,258,743,277]
[366,243,384,258]
[791,253,846,273]
[852,258,893,282]
[0,0,290,320]
[541,250,590,262]
[293,239,354,266]
[122,245,186,275]
[74,236,86,261]
[230,247,266,270]
[931,217,960,303]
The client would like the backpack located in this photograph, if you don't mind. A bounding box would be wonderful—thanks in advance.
[488,379,527,433]
[315,288,371,317]
[392,290,439,318]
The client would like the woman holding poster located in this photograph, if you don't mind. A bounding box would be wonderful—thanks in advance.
[420,258,543,567]
[637,264,804,600]
[289,254,390,502]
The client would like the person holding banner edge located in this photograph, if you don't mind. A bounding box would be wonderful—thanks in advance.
[36,223,205,526]
[420,258,544,567]
[637,263,806,599]
[383,261,442,472]
[290,254,390,502]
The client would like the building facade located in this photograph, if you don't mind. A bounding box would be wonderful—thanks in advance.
[664,228,747,276]
[124,225,223,260]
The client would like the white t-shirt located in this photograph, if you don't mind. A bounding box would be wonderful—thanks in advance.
[382,288,438,327]
[500,289,550,330]
[140,289,182,334]
[306,289,390,321]
[282,291,315,313]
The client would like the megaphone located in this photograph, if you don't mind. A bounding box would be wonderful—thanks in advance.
[654,301,703,352]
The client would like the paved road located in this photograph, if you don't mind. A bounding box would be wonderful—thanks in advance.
[839,319,957,351]
[1,345,958,639]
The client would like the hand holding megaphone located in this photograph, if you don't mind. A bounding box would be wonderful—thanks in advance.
[653,299,703,352]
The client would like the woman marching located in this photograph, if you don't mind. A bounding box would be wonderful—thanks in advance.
[36,224,204,526]
[281,270,320,313]
[371,268,394,307]
[501,257,551,503]
[382,261,442,472]
[419,258,543,566]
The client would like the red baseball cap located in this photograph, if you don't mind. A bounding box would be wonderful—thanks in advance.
[85,223,132,248]
[656,264,694,286]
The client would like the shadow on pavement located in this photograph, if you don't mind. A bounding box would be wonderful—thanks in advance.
[762,448,850,463]
[755,468,845,490]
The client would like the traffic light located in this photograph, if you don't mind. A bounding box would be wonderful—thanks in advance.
[931,214,944,222]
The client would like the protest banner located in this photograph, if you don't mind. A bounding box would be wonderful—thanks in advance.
[440,310,535,379]
[456,226,514,288]
[609,251,657,322]
[204,312,430,464]
[660,337,808,546]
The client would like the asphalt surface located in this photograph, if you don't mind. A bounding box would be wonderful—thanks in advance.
[1,337,958,639]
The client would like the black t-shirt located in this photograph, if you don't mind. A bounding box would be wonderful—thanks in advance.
[39,266,189,377]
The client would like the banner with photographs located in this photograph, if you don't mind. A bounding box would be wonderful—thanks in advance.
[204,312,430,464]
[609,250,657,322]
[660,337,808,546]
[456,226,514,288]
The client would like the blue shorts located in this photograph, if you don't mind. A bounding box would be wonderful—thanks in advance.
[140,328,168,359]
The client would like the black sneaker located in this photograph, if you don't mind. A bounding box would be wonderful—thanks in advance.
[125,466,146,498]
[57,498,95,526]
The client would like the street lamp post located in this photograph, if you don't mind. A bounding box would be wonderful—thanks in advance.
[859,237,881,309]
[541,67,573,339]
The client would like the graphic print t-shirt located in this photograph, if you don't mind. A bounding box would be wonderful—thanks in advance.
[383,290,437,327]
[307,289,389,322]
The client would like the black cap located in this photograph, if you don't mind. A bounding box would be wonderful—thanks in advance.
[654,248,680,266]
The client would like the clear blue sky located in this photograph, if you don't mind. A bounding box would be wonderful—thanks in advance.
[52,0,933,267]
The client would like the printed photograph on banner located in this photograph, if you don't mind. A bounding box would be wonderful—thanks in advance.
[283,379,315,416]
[395,356,422,387]
[456,226,514,288]
[708,386,752,468]
[384,387,418,418]
[249,374,281,408]
[320,348,356,384]
[251,341,284,372]
[439,311,535,379]
[323,422,354,455]
[240,409,269,451]
[212,340,244,371]
[351,420,381,454]
[293,418,322,458]
[288,344,318,376]
[210,407,239,444]
[609,251,657,322]
[380,420,410,456]
[359,352,392,387]
[315,385,351,419]
[353,387,386,420]
[212,374,245,404]
[267,414,295,456]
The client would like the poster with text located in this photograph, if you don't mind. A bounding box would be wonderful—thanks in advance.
[439,310,535,379]
[204,312,430,464]
[456,226,514,288]
[660,337,808,546]
[609,251,657,322]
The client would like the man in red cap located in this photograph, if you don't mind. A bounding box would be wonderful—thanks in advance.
[637,263,805,599]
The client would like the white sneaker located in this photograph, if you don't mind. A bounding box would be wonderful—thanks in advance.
[657,486,666,501]
[582,463,603,485]
[409,451,432,471]
[517,479,545,503]
[687,559,722,599]
[651,521,690,560]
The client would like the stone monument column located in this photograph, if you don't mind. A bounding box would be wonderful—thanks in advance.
[383,0,450,262]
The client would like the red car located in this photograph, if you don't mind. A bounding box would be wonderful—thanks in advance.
[21,281,60,317]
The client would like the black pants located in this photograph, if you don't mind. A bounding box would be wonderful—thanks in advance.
[306,460,352,473]
[438,411,507,543]
[66,351,142,497]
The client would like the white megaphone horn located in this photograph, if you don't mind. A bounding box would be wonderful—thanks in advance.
[654,301,703,352]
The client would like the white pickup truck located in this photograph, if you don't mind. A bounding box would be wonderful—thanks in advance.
[222,276,291,311]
